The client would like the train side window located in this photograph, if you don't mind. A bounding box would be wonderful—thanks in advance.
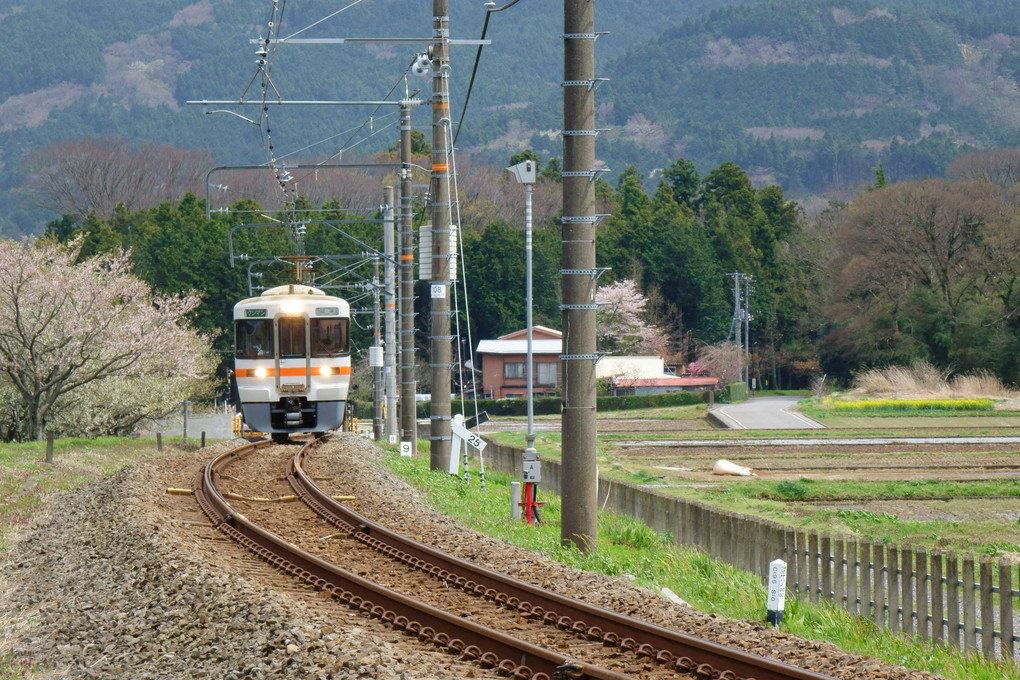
[235,320,274,359]
[312,318,349,357]
[278,316,306,358]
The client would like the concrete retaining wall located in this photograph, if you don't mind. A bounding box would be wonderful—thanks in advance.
[482,440,1012,661]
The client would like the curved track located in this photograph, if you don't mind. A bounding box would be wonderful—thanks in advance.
[194,437,838,680]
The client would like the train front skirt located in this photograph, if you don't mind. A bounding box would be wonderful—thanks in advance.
[239,397,345,434]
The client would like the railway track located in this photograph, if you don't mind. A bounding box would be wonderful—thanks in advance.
[192,437,838,680]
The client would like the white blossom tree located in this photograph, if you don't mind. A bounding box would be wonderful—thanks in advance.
[595,279,671,356]
[0,237,214,441]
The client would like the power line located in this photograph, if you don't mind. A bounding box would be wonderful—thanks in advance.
[282,0,367,41]
[453,0,523,146]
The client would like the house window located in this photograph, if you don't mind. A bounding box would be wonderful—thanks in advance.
[536,362,557,386]
[504,362,526,379]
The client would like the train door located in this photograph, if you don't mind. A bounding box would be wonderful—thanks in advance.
[277,315,310,393]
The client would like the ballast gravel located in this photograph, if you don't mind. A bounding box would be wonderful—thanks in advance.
[0,435,945,679]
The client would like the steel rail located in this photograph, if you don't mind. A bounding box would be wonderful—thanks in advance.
[193,440,635,680]
[289,444,837,680]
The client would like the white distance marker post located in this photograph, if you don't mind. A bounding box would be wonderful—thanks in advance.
[766,558,787,627]
[450,415,487,478]
[449,415,464,476]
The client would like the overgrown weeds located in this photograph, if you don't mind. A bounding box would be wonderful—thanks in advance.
[852,362,1016,399]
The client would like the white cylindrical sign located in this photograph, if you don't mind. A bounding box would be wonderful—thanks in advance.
[766,558,787,627]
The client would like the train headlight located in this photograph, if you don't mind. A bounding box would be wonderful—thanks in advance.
[280,300,304,314]
[254,367,270,378]
[319,366,333,376]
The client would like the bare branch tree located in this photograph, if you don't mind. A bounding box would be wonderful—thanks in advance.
[26,138,214,221]
[947,148,1020,194]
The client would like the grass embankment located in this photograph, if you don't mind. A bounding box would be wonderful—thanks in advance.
[382,448,1017,680]
[0,436,189,551]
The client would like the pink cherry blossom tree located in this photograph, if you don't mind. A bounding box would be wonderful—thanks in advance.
[690,342,743,386]
[595,279,671,356]
[0,237,213,441]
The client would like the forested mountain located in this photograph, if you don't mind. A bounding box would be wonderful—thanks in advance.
[0,0,737,235]
[5,0,1020,234]
[597,0,1020,200]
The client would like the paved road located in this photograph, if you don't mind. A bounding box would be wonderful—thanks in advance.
[709,396,824,429]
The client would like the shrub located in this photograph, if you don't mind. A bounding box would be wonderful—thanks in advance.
[724,382,748,402]
[776,479,810,500]
[408,391,705,417]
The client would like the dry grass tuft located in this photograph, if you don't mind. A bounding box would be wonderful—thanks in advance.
[851,362,1016,399]
[948,370,1013,397]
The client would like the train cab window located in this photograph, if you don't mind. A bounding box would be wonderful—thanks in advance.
[278,316,306,358]
[312,318,350,357]
[235,320,274,359]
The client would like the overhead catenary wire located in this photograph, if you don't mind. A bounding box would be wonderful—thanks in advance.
[283,62,421,192]
[236,0,403,218]
[453,0,523,146]
[277,110,400,161]
[221,0,441,211]
[281,0,367,41]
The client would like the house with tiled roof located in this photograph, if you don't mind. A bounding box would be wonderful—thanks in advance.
[476,327,718,399]
[596,356,718,396]
[475,326,563,399]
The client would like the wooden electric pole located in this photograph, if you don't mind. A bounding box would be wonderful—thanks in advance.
[384,186,398,442]
[399,101,418,453]
[561,0,599,551]
[429,0,453,472]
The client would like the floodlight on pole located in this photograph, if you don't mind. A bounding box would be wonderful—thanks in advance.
[506,159,543,525]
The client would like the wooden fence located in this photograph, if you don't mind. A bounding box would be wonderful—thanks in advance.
[481,442,1019,661]
[726,523,1018,661]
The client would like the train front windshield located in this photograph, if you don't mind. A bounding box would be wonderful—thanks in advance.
[235,319,274,359]
[278,317,349,358]
[235,316,349,359]
[312,318,349,357]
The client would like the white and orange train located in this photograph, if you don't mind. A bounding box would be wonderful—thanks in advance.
[232,284,352,442]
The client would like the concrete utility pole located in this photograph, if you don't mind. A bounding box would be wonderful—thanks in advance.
[560,0,599,552]
[383,186,398,443]
[429,0,453,472]
[730,272,742,382]
[728,272,752,387]
[743,275,751,387]
[399,101,418,454]
[372,254,383,441]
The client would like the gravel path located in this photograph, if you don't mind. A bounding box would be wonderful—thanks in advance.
[0,435,946,679]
